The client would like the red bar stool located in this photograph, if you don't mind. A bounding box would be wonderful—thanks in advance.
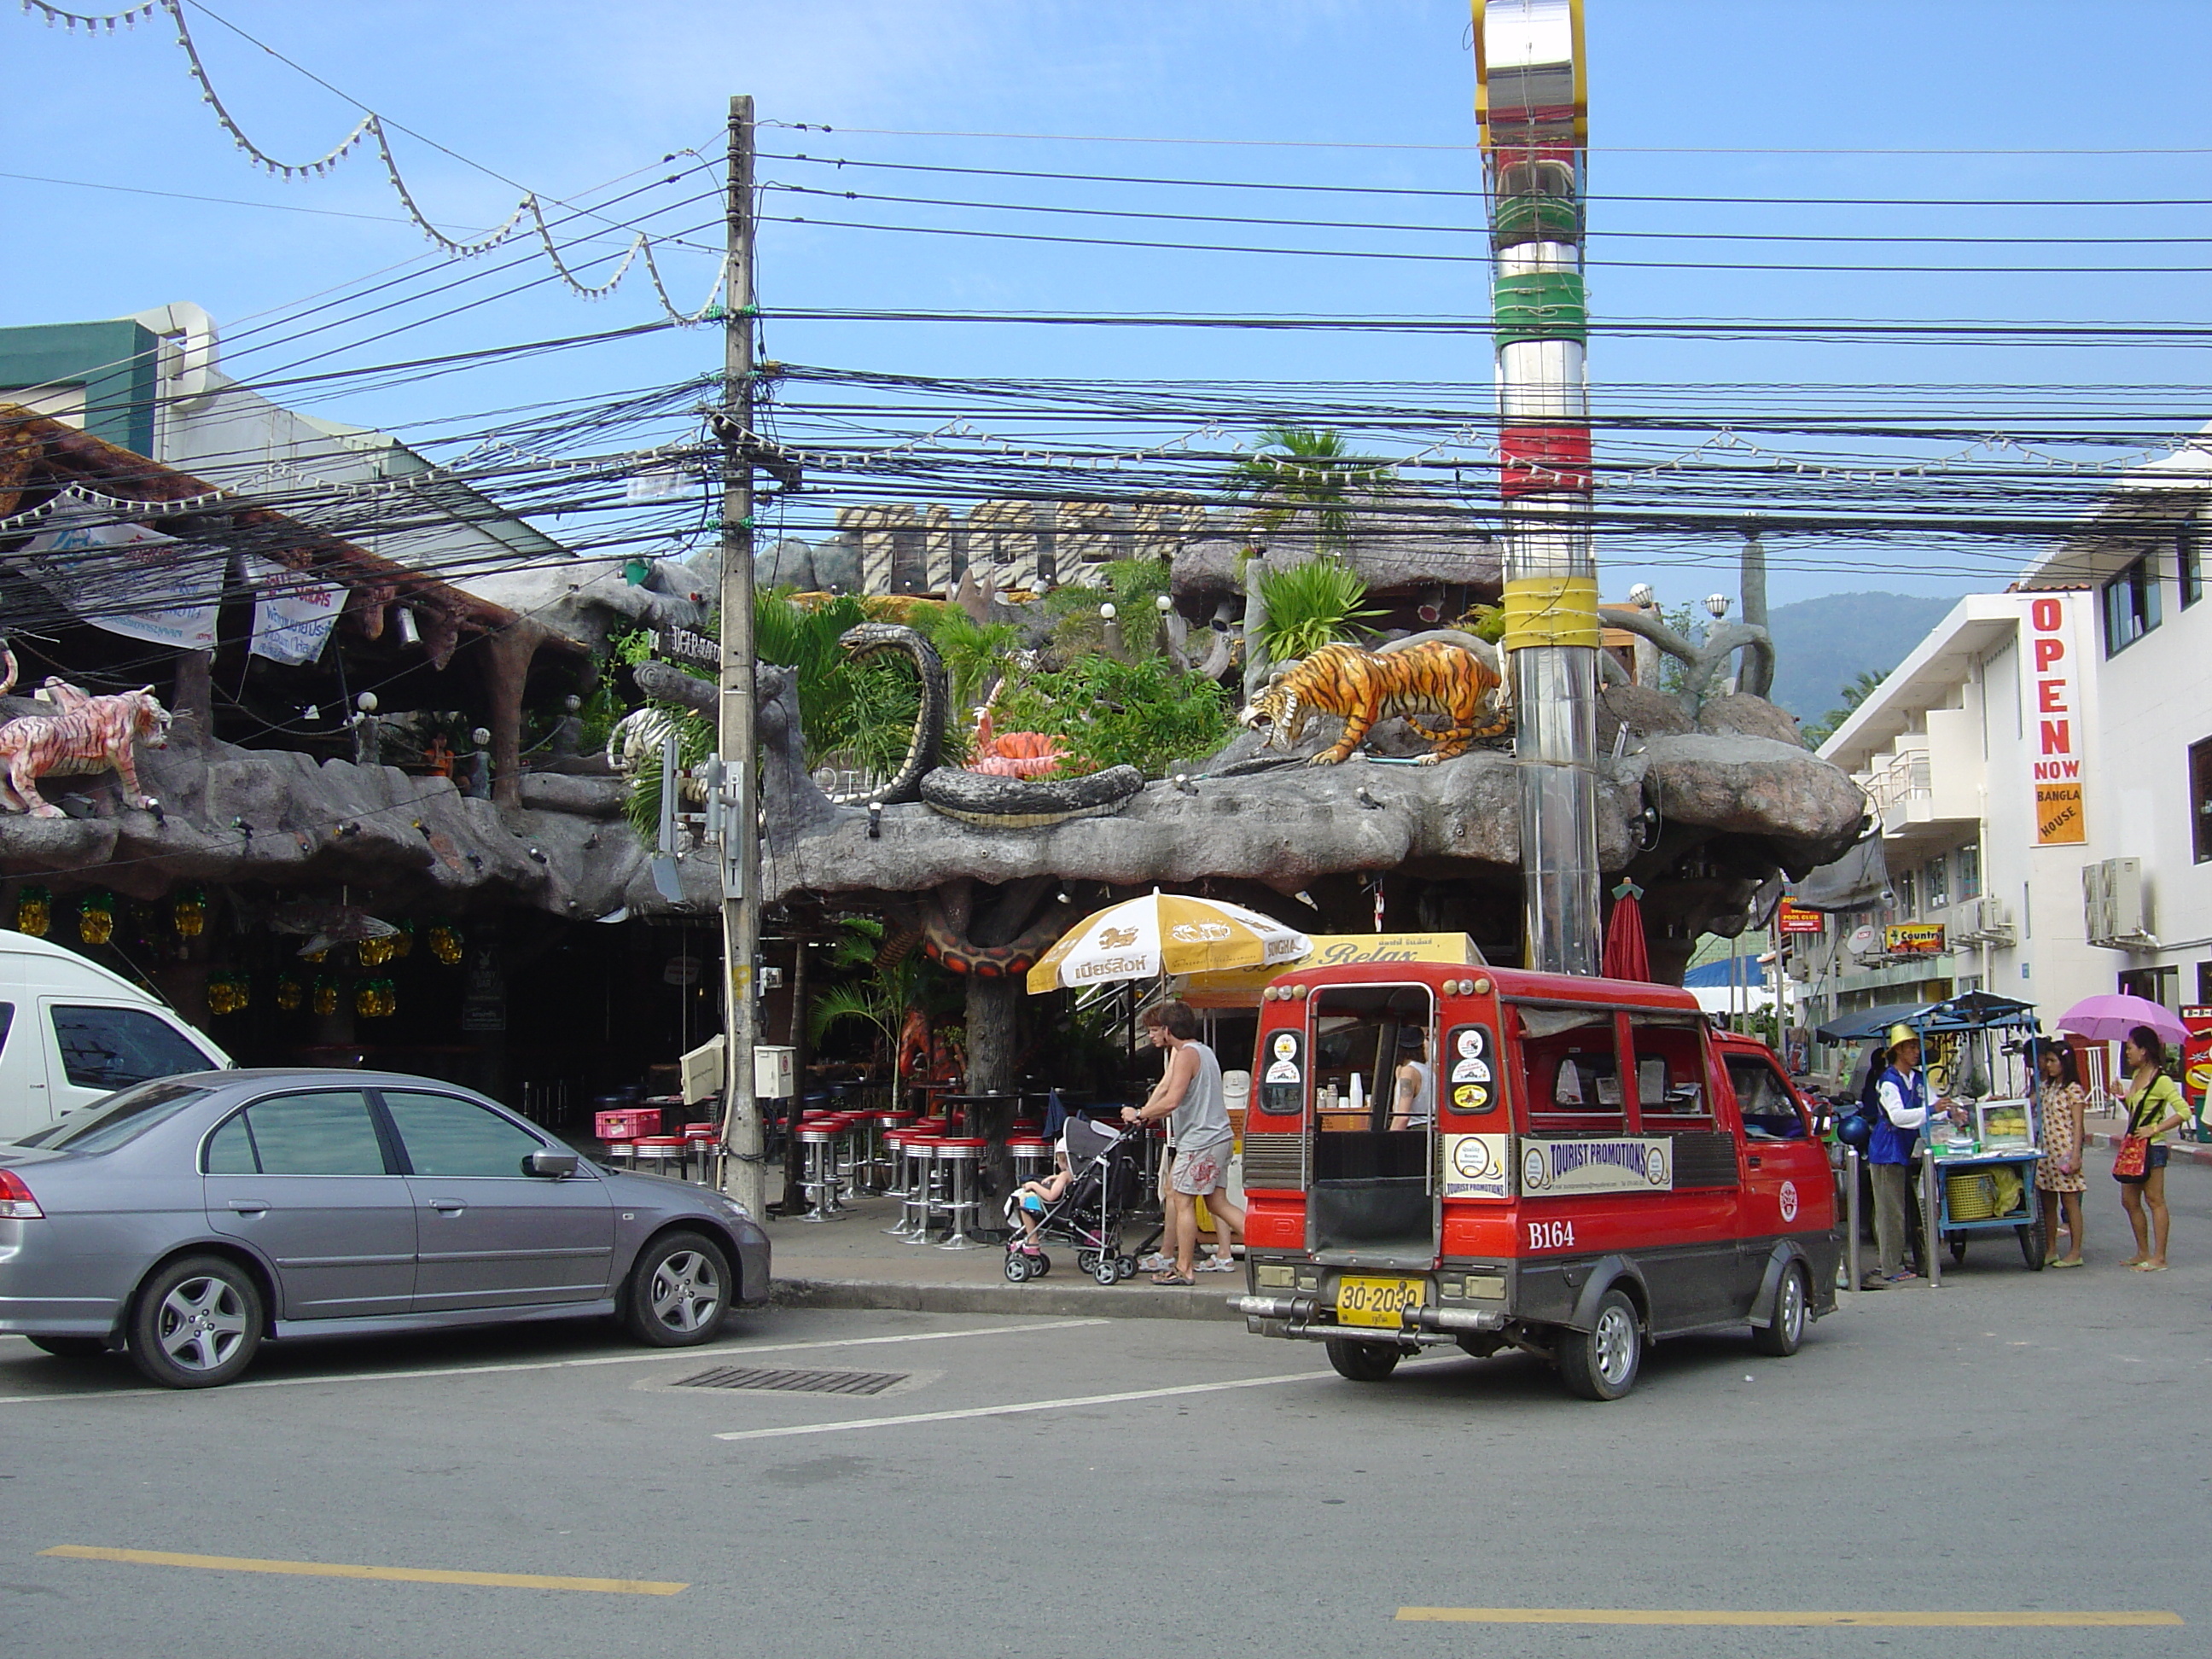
[631,1134,688,1179]
[931,1136,987,1250]
[1007,1136,1052,1190]
[683,1122,720,1184]
[898,1134,940,1242]
[599,1136,636,1170]
[795,1115,851,1220]
[872,1110,917,1196]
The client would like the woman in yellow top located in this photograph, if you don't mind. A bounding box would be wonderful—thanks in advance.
[2115,1026,2189,1272]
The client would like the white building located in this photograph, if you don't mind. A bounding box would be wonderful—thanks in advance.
[1813,432,2212,1033]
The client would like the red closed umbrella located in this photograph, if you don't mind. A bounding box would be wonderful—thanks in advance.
[1602,879,1650,982]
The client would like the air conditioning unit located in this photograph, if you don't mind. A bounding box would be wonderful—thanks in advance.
[1955,894,2014,944]
[2084,858,2151,948]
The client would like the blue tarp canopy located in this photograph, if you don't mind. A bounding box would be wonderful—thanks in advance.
[1815,991,2040,1045]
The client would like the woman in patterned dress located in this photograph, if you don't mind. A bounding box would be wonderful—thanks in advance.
[2033,1040,2087,1267]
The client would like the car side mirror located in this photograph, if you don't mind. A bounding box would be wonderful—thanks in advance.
[524,1150,579,1179]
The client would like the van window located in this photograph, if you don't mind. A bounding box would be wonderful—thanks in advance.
[0,1002,14,1057]
[1629,1012,1708,1117]
[49,1005,213,1091]
[1726,1055,1808,1140]
[1516,1007,1626,1126]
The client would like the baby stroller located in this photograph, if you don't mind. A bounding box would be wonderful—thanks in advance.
[1003,1114,1144,1286]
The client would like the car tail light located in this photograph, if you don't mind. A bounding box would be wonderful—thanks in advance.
[0,1169,44,1220]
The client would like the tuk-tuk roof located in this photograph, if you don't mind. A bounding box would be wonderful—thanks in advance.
[1265,958,1702,1016]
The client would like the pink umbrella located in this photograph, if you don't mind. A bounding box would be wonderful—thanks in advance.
[2054,993,2189,1047]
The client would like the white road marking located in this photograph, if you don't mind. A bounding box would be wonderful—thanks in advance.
[713,1368,1323,1441]
[0,1318,1107,1407]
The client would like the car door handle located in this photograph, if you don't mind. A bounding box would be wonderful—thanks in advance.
[1746,1155,1764,1168]
[226,1200,269,1214]
[428,1199,467,1214]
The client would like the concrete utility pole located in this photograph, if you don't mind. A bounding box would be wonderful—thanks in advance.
[715,94,765,1215]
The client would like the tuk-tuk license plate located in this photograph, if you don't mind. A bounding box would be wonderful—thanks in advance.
[1335,1277,1427,1329]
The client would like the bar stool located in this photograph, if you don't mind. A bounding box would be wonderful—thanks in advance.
[932,1136,987,1250]
[898,1135,939,1242]
[872,1110,917,1194]
[683,1122,720,1183]
[1008,1136,1052,1189]
[796,1117,844,1220]
[631,1134,688,1179]
[599,1137,635,1170]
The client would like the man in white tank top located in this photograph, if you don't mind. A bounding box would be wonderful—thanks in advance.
[1123,1000,1243,1284]
[1389,1029,1435,1132]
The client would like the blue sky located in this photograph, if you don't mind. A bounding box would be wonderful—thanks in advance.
[9,1,2212,608]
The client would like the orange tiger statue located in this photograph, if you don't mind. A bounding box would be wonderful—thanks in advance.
[1238,639,1509,767]
[0,679,172,818]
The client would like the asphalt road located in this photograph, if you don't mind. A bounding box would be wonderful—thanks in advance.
[3,1160,2207,1659]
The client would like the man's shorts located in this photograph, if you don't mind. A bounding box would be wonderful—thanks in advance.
[1171,1135,1231,1196]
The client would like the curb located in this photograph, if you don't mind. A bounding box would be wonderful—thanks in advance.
[2084,1131,2212,1167]
[772,1276,1240,1321]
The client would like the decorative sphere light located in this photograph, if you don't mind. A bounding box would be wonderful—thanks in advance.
[1627,582,1655,607]
[470,727,491,747]
[354,692,378,713]
[1155,593,1173,613]
[1703,593,1731,619]
[1098,602,1117,620]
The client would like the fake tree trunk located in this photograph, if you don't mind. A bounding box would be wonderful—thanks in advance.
[965,974,1022,1194]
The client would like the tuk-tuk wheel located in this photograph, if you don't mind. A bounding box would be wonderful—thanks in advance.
[1557,1289,1642,1401]
[1325,1339,1401,1382]
[1750,1261,1807,1358]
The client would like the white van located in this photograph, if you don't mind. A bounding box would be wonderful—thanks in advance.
[0,929,231,1142]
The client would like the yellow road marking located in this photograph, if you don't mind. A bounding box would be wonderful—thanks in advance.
[42,1545,686,1597]
[1395,1608,2180,1627]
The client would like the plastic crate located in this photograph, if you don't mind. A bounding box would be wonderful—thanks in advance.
[594,1106,665,1141]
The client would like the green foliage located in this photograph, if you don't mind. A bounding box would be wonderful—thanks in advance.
[914,602,1021,717]
[754,590,924,775]
[1258,558,1384,661]
[992,655,1233,777]
[1461,605,1508,644]
[1802,667,1888,748]
[1225,425,1392,548]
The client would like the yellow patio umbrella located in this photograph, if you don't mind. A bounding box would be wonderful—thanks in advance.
[1025,891,1312,995]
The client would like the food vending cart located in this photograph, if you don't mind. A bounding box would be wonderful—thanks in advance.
[1901,993,2047,1282]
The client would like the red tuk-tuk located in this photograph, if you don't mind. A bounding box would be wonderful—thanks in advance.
[1231,960,1837,1400]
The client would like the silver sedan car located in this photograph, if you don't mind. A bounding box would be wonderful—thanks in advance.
[0,1069,770,1388]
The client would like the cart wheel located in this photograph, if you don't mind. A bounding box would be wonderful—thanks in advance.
[1948,1237,1967,1266]
[1035,1254,1051,1278]
[1076,1250,1100,1274]
[1117,1256,1138,1281]
[1093,1257,1120,1287]
[1004,1251,1032,1284]
[2018,1222,2046,1271]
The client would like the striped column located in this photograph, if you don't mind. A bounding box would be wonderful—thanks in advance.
[1476,0,1601,975]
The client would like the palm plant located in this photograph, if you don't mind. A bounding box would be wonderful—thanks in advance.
[1257,558,1385,661]
[1226,425,1392,549]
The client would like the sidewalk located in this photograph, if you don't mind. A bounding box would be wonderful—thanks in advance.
[2081,1127,2212,1167]
[765,1193,1240,1322]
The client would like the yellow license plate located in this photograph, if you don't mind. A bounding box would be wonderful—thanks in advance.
[1335,1276,1427,1329]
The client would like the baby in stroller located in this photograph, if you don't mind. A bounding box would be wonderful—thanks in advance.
[1001,1115,1142,1285]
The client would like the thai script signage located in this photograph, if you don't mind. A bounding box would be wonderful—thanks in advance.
[2026,593,2087,845]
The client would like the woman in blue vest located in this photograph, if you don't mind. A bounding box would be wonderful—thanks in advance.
[1865,1024,1965,1288]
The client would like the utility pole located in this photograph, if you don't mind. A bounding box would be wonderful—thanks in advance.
[715,93,765,1215]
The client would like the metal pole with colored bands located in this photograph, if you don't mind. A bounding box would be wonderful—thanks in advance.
[1476,0,1601,976]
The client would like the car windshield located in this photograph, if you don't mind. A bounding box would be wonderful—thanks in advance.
[13,1078,215,1154]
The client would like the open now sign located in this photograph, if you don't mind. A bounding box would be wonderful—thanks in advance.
[2026,593,2087,846]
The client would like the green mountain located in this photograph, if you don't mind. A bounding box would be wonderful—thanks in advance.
[1763,591,1959,721]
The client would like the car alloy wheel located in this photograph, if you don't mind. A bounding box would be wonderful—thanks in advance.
[624,1231,733,1347]
[127,1255,263,1388]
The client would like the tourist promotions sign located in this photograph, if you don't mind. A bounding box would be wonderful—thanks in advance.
[2025,592,2087,846]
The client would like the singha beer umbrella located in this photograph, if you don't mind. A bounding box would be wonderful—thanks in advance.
[1025,892,1311,995]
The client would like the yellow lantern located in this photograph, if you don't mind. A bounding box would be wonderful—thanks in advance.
[16,885,51,938]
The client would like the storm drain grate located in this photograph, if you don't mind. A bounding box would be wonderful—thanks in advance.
[672,1365,909,1396]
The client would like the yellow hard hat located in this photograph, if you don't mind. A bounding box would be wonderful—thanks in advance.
[1887,1024,1921,1049]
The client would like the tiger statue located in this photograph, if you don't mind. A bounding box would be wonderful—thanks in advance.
[0,681,172,817]
[1237,638,1510,767]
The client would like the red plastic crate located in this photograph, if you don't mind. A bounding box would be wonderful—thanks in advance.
[594,1106,664,1141]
